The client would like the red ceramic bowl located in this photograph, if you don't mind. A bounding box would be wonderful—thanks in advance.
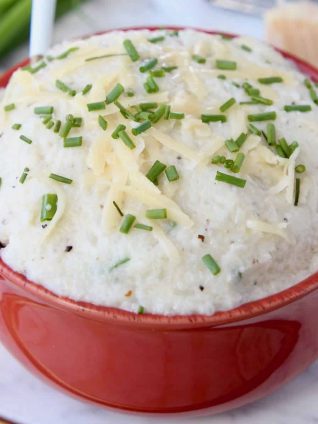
[1,27,318,416]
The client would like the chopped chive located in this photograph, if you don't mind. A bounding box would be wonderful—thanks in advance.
[56,47,79,60]
[247,123,262,136]
[235,132,248,148]
[266,123,276,146]
[149,69,165,78]
[295,164,306,173]
[134,223,153,231]
[82,84,92,95]
[132,120,151,135]
[113,201,124,217]
[139,102,158,111]
[202,254,221,275]
[169,112,185,120]
[201,114,227,123]
[242,82,260,97]
[53,120,61,133]
[55,80,75,96]
[215,171,246,188]
[135,111,153,122]
[123,39,140,62]
[275,145,285,158]
[85,53,127,62]
[40,194,58,222]
[114,101,135,120]
[137,305,145,314]
[217,74,226,80]
[289,141,299,153]
[151,104,166,123]
[144,76,159,94]
[19,167,30,184]
[164,105,171,119]
[126,88,135,97]
[19,135,32,144]
[248,111,277,122]
[106,83,124,104]
[139,58,158,73]
[225,139,239,153]
[23,61,46,74]
[165,165,179,182]
[278,137,291,158]
[112,124,126,139]
[284,104,312,112]
[258,76,283,84]
[224,159,234,169]
[98,115,107,130]
[240,101,259,105]
[4,103,15,111]
[42,115,52,125]
[11,123,21,130]
[64,136,82,148]
[146,160,166,183]
[59,117,74,138]
[46,120,54,129]
[118,130,136,149]
[219,97,236,112]
[232,81,240,88]
[49,173,73,184]
[241,44,252,52]
[162,66,177,72]
[120,214,136,234]
[232,152,245,173]
[109,257,130,271]
[87,101,106,112]
[304,79,318,104]
[34,106,53,115]
[215,60,237,70]
[294,178,300,206]
[145,208,167,219]
[211,155,226,164]
[148,35,165,43]
[192,54,206,64]
[72,117,82,128]
[251,95,273,105]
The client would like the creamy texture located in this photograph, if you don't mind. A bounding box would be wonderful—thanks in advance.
[0,29,318,315]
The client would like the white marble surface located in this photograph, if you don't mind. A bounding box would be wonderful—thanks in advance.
[1,1,318,423]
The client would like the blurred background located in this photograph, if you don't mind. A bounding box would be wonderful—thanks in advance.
[0,0,317,75]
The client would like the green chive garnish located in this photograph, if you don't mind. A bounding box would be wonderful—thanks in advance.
[247,123,262,136]
[151,104,166,123]
[258,76,283,84]
[139,58,158,73]
[304,78,318,104]
[64,136,82,148]
[144,76,159,93]
[148,35,165,43]
[169,112,185,120]
[294,178,300,206]
[23,61,46,74]
[82,84,92,95]
[42,115,52,125]
[224,159,234,169]
[19,167,29,184]
[56,80,75,96]
[123,39,140,62]
[49,173,73,184]
[134,223,153,231]
[225,139,239,152]
[284,104,312,112]
[211,155,226,164]
[138,305,145,314]
[146,160,166,183]
[4,103,15,111]
[12,123,21,130]
[251,95,273,105]
[46,120,54,129]
[72,117,82,128]
[248,111,277,122]
[162,66,177,72]
[132,120,151,135]
[201,114,227,123]
[276,145,285,158]
[217,74,226,80]
[106,83,125,104]
[215,60,237,70]
[118,130,135,149]
[112,124,126,139]
[98,115,107,130]
[34,106,53,115]
[149,69,165,78]
[120,214,136,234]
[242,82,260,96]
[219,97,236,112]
[241,44,252,52]
[202,254,221,275]
[85,53,127,62]
[56,47,79,60]
[140,102,158,111]
[165,165,179,182]
[232,152,245,173]
[192,54,206,64]
[113,200,124,217]
[289,141,299,153]
[145,208,167,219]
[295,164,306,173]
[266,123,276,146]
[235,132,248,148]
[109,257,130,271]
[215,171,246,188]
[41,194,58,222]
[278,137,291,158]
[87,101,106,111]
[126,88,135,97]
[19,135,32,144]
[114,101,135,120]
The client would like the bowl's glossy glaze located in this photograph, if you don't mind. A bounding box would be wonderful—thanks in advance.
[1,27,318,415]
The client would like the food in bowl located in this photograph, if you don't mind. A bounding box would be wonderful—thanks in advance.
[0,29,318,316]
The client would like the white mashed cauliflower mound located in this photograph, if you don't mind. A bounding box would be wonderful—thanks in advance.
[0,29,318,315]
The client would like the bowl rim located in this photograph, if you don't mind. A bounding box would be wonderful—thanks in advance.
[1,26,318,328]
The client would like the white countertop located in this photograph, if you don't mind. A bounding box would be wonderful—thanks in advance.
[1,1,318,423]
